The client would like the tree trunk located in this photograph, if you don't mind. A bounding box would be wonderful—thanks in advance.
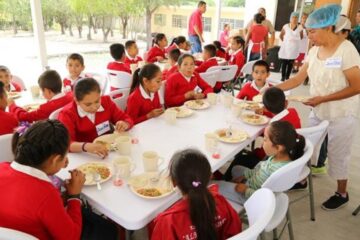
[87,15,92,40]
[77,26,82,38]
[60,23,66,34]
[69,23,74,36]
[12,14,17,35]
[110,29,114,37]
[92,17,97,34]
[145,8,152,50]
[102,28,111,42]
[121,17,128,39]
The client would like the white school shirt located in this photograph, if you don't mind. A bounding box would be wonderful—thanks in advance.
[278,24,303,60]
[305,40,360,120]
[77,105,105,124]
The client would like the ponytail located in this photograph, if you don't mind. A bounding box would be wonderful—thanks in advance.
[289,134,306,160]
[130,68,141,94]
[170,36,186,47]
[153,33,166,46]
[130,64,161,94]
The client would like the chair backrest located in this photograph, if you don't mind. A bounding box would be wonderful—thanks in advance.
[240,60,257,76]
[108,88,130,111]
[227,188,276,240]
[107,70,132,89]
[158,80,166,105]
[0,227,38,240]
[262,140,314,193]
[11,75,26,90]
[86,72,108,95]
[49,107,63,120]
[0,134,13,163]
[200,70,221,87]
[207,65,238,82]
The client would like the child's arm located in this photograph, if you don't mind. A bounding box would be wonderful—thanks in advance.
[107,96,134,130]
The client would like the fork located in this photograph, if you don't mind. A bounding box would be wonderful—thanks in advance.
[226,125,233,138]
[150,169,166,183]
[93,173,102,190]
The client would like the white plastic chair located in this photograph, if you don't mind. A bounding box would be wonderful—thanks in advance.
[227,188,275,240]
[107,70,132,90]
[0,227,38,240]
[108,88,130,111]
[240,60,257,76]
[200,70,221,88]
[207,65,238,83]
[158,81,166,105]
[0,134,13,163]
[86,72,108,95]
[11,75,26,90]
[49,107,63,120]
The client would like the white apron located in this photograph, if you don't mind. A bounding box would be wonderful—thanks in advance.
[278,24,302,60]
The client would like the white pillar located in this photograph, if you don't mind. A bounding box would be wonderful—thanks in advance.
[214,0,222,40]
[30,0,48,71]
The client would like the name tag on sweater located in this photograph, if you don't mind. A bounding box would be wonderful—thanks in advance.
[325,57,342,69]
[96,121,110,136]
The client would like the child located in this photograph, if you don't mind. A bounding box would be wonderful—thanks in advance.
[213,41,227,59]
[126,64,164,124]
[0,65,22,92]
[146,33,168,63]
[107,43,132,74]
[63,53,86,91]
[219,23,230,47]
[150,149,242,240]
[0,120,85,239]
[165,54,213,107]
[228,36,245,78]
[9,70,73,122]
[166,36,187,54]
[218,121,305,204]
[0,81,18,135]
[124,40,143,68]
[236,60,271,100]
[162,48,181,80]
[58,78,133,158]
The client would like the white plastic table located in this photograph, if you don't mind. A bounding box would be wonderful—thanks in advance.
[57,100,266,231]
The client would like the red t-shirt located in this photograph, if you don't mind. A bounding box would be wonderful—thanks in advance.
[0,109,18,135]
[188,9,203,35]
[250,24,268,53]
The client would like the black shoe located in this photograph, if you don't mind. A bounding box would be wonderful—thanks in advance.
[289,181,307,191]
[322,192,349,211]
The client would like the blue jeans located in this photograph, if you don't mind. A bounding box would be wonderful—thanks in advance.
[316,135,328,168]
[189,35,202,54]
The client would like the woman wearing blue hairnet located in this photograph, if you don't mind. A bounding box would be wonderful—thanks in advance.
[276,4,360,211]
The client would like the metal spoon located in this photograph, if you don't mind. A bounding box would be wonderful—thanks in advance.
[150,169,166,183]
[94,172,102,190]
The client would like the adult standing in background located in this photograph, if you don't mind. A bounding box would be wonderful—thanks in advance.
[350,9,360,53]
[245,7,275,47]
[188,1,207,54]
[293,13,309,73]
[245,13,268,61]
[219,23,231,48]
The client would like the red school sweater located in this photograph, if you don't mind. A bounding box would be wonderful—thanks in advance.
[0,109,18,135]
[107,61,131,74]
[236,82,272,101]
[165,72,213,107]
[58,95,134,143]
[146,46,166,63]
[124,55,143,69]
[162,65,179,81]
[228,50,245,78]
[9,92,73,122]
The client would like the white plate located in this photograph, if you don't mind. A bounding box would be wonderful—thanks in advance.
[93,132,129,151]
[7,92,21,99]
[77,162,112,186]
[287,95,310,103]
[23,103,41,111]
[169,106,194,118]
[215,128,249,143]
[241,113,269,126]
[235,101,263,111]
[184,100,210,110]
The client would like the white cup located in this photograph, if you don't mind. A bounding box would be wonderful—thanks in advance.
[113,156,135,180]
[30,85,40,98]
[231,103,242,117]
[222,94,233,108]
[115,136,131,155]
[130,63,138,73]
[205,133,219,152]
[207,93,217,105]
[164,109,177,124]
[142,151,164,172]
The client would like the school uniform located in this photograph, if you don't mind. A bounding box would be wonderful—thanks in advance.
[216,49,227,59]
[236,81,271,101]
[146,45,166,63]
[228,49,245,78]
[195,57,223,92]
[9,92,73,122]
[58,95,134,143]
[63,73,87,92]
[126,85,162,124]
[124,55,143,69]
[162,65,178,81]
[0,161,82,240]
[107,61,131,74]
[10,82,22,92]
[165,72,213,107]
[0,109,18,135]
[149,184,242,240]
[165,43,178,54]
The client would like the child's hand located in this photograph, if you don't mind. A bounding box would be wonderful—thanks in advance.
[194,93,205,99]
[147,108,164,118]
[7,98,14,106]
[65,169,85,195]
[115,121,130,132]
[235,183,247,193]
[86,143,109,158]
[255,107,264,115]
[184,90,195,100]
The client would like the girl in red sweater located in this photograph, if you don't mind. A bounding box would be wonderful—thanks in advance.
[150,149,241,240]
[126,64,164,124]
[0,81,18,135]
[58,78,133,158]
[145,33,168,63]
[165,54,213,107]
[228,36,245,78]
[0,65,22,92]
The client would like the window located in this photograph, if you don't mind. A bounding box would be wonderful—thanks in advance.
[220,18,244,30]
[202,17,212,32]
[172,15,187,28]
[154,14,166,26]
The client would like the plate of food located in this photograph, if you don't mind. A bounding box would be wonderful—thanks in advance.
[23,103,41,111]
[169,106,194,118]
[241,113,269,125]
[128,172,176,199]
[93,132,129,151]
[184,99,210,110]
[77,162,112,186]
[252,95,263,103]
[215,128,249,143]
[287,95,310,103]
[7,92,21,99]
[236,101,263,111]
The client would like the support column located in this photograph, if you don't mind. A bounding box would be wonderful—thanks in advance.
[214,0,222,40]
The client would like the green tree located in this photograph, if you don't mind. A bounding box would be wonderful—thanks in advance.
[67,0,87,38]
[116,0,144,39]
[223,0,245,7]
[0,0,31,34]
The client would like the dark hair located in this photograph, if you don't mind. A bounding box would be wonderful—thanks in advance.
[232,36,245,47]
[110,43,126,61]
[12,120,70,167]
[0,65,10,73]
[38,70,62,94]
[254,13,265,24]
[177,53,195,66]
[169,149,216,240]
[125,40,136,49]
[66,53,84,66]
[0,81,5,98]
[130,64,161,94]
[263,87,286,114]
[198,1,206,7]
[74,78,101,101]
[252,60,270,72]
[169,36,186,47]
[213,41,226,53]
[268,121,305,160]
[152,33,166,46]
[169,48,181,62]
[203,44,217,57]
[223,23,229,29]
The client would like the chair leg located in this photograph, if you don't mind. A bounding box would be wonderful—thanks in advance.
[260,232,266,240]
[352,205,360,216]
[308,164,316,221]
[286,209,295,240]
[272,228,278,240]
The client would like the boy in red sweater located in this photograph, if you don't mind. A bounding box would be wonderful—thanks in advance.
[162,48,180,80]
[9,70,73,122]
[124,40,143,69]
[0,65,22,92]
[63,53,87,92]
[236,60,271,101]
[0,82,18,135]
[145,33,168,63]
[107,43,132,74]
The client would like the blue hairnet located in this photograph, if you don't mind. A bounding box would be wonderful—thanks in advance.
[290,12,299,20]
[305,4,342,29]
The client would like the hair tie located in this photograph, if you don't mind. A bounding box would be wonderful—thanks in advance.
[192,181,201,188]
[296,138,300,143]
[15,121,31,136]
